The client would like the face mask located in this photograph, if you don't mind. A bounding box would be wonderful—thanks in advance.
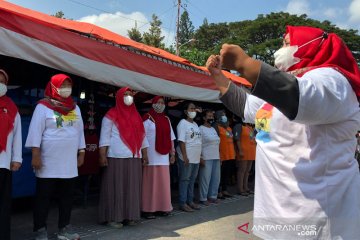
[274,46,300,71]
[58,87,72,98]
[124,95,134,106]
[152,103,165,113]
[187,111,196,119]
[0,83,7,97]
[207,119,214,125]
[221,116,228,123]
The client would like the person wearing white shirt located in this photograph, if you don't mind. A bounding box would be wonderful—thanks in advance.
[25,74,85,240]
[206,25,360,240]
[141,96,176,219]
[0,69,22,240]
[198,109,220,206]
[98,87,149,227]
[176,102,202,212]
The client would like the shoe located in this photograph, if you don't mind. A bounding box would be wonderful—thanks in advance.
[222,191,233,198]
[179,204,194,212]
[144,213,156,219]
[35,227,48,240]
[107,222,123,229]
[217,193,226,200]
[57,225,80,240]
[188,202,201,210]
[199,200,210,206]
[123,220,138,226]
[208,198,220,204]
[157,211,172,217]
[247,190,254,194]
[238,192,249,196]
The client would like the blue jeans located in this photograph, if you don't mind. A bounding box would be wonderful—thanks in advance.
[178,158,200,206]
[199,159,221,201]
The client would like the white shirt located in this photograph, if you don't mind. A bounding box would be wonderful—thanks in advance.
[25,104,85,178]
[0,113,22,170]
[99,116,149,158]
[176,119,202,164]
[199,125,220,160]
[245,68,360,240]
[143,119,176,165]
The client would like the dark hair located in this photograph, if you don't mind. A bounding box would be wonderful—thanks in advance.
[183,101,195,111]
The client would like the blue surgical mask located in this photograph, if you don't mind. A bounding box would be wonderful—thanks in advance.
[221,116,228,123]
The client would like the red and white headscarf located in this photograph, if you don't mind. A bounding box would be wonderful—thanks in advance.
[106,87,145,156]
[143,96,172,155]
[286,25,360,97]
[38,74,76,115]
[0,69,18,153]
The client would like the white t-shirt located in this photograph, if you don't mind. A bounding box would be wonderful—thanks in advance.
[199,125,220,160]
[245,68,360,240]
[176,119,202,164]
[0,113,22,170]
[143,119,176,165]
[25,104,86,178]
[99,116,149,158]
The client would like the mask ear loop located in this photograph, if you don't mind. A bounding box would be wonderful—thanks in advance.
[298,32,328,49]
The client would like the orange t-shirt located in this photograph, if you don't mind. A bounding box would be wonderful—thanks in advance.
[240,126,256,160]
[219,126,235,161]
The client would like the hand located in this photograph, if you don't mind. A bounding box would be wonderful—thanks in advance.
[184,156,190,166]
[206,55,230,95]
[77,154,85,167]
[142,155,149,166]
[170,155,176,164]
[220,44,250,72]
[99,155,108,167]
[11,162,21,171]
[200,158,205,167]
[32,155,42,170]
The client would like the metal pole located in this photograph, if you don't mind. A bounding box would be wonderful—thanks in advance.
[176,0,181,56]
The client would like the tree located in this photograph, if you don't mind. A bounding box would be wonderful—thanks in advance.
[52,11,65,19]
[178,10,195,45]
[143,14,165,48]
[128,21,143,43]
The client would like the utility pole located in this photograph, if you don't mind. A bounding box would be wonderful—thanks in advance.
[176,0,181,56]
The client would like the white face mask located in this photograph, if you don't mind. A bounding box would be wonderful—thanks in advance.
[58,87,72,98]
[187,111,197,119]
[124,95,134,106]
[152,103,165,113]
[274,46,301,72]
[0,83,7,97]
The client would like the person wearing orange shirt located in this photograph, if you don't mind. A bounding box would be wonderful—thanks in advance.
[215,110,235,198]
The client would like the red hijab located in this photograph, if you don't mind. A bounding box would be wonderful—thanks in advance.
[286,25,360,97]
[0,70,18,153]
[106,87,145,156]
[38,74,76,115]
[143,96,172,155]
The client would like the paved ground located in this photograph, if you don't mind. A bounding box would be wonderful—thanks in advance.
[11,192,260,240]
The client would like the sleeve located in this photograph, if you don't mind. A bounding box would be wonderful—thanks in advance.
[77,106,86,149]
[99,117,113,147]
[293,68,358,125]
[141,122,150,149]
[220,82,248,119]
[177,120,186,142]
[11,113,22,163]
[251,62,299,119]
[25,104,46,148]
[232,124,242,141]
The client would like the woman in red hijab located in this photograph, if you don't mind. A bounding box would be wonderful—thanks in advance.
[206,25,360,239]
[0,69,22,240]
[141,96,176,219]
[25,74,85,240]
[98,87,149,227]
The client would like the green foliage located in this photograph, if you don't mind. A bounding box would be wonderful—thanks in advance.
[52,11,65,19]
[128,22,143,43]
[178,10,195,45]
[143,14,165,49]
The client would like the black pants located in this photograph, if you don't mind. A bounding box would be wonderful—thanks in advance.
[33,177,76,231]
[220,160,235,191]
[0,169,12,240]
